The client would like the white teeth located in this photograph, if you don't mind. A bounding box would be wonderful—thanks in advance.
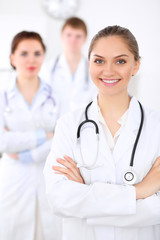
[102,79,119,83]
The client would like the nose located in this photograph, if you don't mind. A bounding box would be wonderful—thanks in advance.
[102,63,115,76]
[28,54,36,63]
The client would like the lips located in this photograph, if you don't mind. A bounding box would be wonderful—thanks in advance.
[100,78,121,86]
[101,79,120,83]
[28,67,36,71]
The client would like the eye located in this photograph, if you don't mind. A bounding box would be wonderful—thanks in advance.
[94,59,104,64]
[35,51,41,56]
[76,35,82,39]
[21,51,27,56]
[117,59,126,64]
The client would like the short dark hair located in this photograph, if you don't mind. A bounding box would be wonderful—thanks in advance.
[88,25,140,61]
[62,17,87,36]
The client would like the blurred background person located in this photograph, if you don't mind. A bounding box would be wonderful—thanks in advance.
[40,17,97,117]
[0,31,62,240]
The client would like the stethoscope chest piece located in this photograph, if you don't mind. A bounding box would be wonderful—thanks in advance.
[123,169,137,185]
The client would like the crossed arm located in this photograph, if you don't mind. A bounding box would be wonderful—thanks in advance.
[53,155,160,200]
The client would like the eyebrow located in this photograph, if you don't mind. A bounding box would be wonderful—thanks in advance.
[93,54,105,58]
[114,54,129,58]
[93,54,129,58]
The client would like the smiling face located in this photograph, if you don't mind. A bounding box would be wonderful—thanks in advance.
[61,26,86,54]
[10,39,45,79]
[89,36,140,98]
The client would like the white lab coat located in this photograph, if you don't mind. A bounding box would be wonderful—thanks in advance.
[0,78,62,240]
[44,96,160,240]
[40,54,97,116]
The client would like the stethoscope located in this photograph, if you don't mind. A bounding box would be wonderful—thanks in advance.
[51,55,90,88]
[4,88,57,114]
[76,101,144,185]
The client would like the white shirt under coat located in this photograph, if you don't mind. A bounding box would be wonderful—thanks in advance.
[44,96,160,240]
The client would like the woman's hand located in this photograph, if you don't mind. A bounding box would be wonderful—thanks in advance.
[7,153,18,160]
[52,155,84,184]
[135,156,160,199]
[46,132,54,140]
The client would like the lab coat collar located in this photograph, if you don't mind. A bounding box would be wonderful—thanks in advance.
[89,95,142,164]
[113,97,142,162]
[57,54,68,69]
[6,77,54,110]
[30,80,55,111]
[57,53,87,84]
[6,76,46,100]
[5,74,17,100]
[90,95,141,132]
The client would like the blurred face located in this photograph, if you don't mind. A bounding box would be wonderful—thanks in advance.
[61,26,86,53]
[10,39,45,79]
[89,36,140,98]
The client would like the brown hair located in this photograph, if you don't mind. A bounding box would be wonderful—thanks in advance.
[61,17,87,36]
[10,31,46,69]
[88,25,140,61]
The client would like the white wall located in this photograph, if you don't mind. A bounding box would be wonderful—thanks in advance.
[0,0,160,110]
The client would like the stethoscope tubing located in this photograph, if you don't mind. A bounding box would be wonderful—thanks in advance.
[76,100,144,172]
[129,101,144,167]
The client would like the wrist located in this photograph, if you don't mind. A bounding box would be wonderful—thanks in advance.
[135,183,145,200]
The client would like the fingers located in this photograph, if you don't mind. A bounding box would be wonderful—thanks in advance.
[52,155,84,184]
[56,157,80,177]
[63,155,77,167]
[53,165,77,181]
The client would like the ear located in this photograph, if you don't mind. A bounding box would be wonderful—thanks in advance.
[132,59,140,76]
[10,54,16,68]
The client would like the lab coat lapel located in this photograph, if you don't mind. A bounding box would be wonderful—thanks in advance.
[73,57,87,88]
[6,78,29,111]
[89,98,115,165]
[59,54,72,85]
[113,97,142,163]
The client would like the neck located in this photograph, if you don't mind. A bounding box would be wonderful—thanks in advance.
[65,51,82,64]
[17,76,39,92]
[98,92,130,120]
[16,76,39,105]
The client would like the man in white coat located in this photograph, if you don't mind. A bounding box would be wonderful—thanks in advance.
[40,17,97,117]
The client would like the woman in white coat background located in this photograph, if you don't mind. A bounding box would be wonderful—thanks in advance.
[40,17,97,117]
[0,31,62,240]
[44,25,160,240]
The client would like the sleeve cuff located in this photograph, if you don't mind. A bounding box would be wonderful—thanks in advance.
[19,151,34,164]
[36,129,46,146]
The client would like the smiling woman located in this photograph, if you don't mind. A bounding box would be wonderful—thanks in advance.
[89,36,140,105]
[44,25,160,240]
